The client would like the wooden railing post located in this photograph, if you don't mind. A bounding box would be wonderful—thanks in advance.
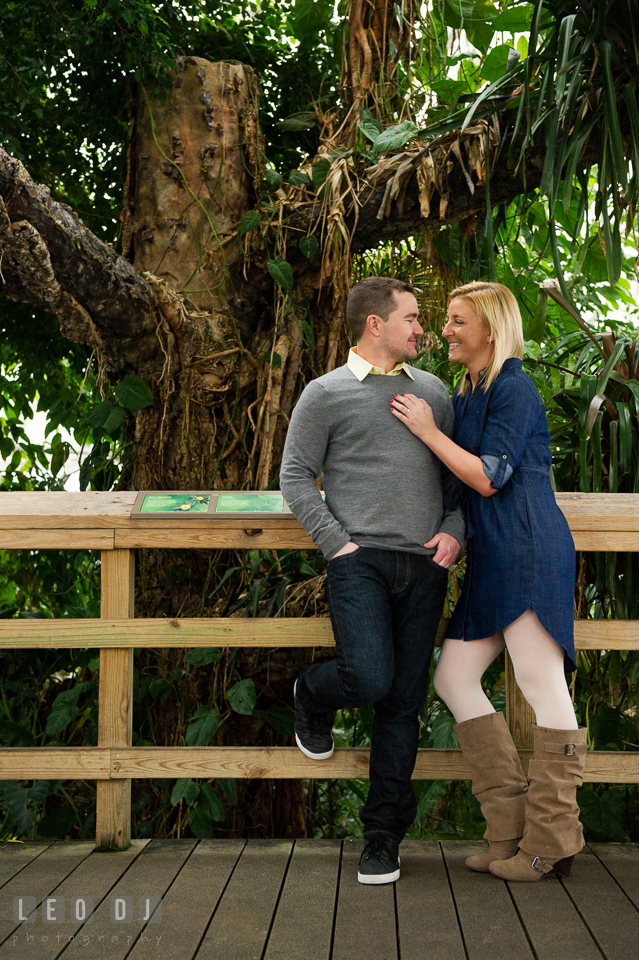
[96,549,134,850]
[505,651,535,750]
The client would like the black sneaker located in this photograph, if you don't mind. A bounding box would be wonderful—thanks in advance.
[358,835,401,885]
[294,680,334,760]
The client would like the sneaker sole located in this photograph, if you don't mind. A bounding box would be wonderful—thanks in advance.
[357,868,400,885]
[295,733,334,761]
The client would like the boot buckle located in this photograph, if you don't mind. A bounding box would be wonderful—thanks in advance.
[564,743,576,756]
[531,857,546,872]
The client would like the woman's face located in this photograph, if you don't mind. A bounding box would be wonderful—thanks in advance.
[442,297,494,369]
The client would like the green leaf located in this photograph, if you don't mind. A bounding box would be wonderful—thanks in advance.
[429,710,459,748]
[416,780,450,819]
[217,778,238,803]
[36,805,77,838]
[50,440,71,477]
[186,707,220,746]
[187,805,213,838]
[239,210,262,236]
[198,783,226,821]
[183,648,222,666]
[26,781,50,802]
[480,44,513,84]
[288,170,311,186]
[0,781,34,835]
[491,4,533,31]
[114,375,153,411]
[45,704,80,736]
[0,719,36,747]
[170,778,199,805]
[358,120,383,141]
[227,678,257,715]
[267,256,293,292]
[254,704,295,736]
[429,78,469,104]
[528,287,548,343]
[312,157,332,190]
[578,787,628,842]
[372,120,419,152]
[278,113,316,131]
[89,401,124,437]
[299,235,319,260]
[264,168,283,191]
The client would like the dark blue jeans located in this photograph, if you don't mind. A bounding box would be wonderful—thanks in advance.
[296,546,448,842]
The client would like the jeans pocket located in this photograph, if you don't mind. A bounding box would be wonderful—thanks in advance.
[327,545,363,566]
[425,554,449,575]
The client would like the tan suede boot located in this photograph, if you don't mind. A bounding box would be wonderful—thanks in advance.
[489,725,587,882]
[454,711,528,873]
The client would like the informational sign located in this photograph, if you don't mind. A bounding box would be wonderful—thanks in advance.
[130,491,291,518]
[139,494,210,514]
[216,493,284,513]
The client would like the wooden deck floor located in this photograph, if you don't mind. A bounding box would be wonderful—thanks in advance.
[1,839,638,960]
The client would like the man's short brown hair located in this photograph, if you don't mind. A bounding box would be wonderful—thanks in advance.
[346,276,415,339]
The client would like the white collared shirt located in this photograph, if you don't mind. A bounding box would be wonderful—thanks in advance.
[347,347,415,382]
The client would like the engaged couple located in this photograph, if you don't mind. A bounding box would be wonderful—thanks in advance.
[280,276,585,886]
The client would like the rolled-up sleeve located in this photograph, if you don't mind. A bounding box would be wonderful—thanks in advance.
[480,376,543,490]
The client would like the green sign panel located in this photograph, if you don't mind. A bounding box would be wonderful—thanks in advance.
[140,494,210,514]
[216,493,285,513]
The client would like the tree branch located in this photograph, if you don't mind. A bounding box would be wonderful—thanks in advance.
[0,148,161,369]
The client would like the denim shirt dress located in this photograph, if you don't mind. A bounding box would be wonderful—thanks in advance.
[446,358,577,671]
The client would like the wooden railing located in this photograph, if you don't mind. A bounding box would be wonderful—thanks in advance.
[0,491,638,850]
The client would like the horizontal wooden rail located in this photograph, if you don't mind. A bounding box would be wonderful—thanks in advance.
[0,746,636,783]
[0,492,637,552]
[0,617,638,650]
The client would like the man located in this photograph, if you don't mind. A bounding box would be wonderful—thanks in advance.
[280,276,465,884]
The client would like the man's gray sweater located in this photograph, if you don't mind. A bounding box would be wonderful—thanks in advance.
[280,364,466,560]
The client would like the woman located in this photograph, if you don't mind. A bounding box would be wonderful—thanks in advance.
[390,281,586,882]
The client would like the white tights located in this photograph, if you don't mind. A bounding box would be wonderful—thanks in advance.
[433,609,578,730]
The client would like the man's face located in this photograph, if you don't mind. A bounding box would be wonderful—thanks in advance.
[376,291,423,362]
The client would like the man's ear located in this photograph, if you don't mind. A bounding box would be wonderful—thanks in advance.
[366,314,382,338]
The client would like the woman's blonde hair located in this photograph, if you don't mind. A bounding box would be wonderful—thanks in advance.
[447,281,525,396]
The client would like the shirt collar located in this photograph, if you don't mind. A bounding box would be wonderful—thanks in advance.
[347,347,415,382]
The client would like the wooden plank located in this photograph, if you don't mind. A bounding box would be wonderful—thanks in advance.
[556,492,639,530]
[0,745,635,783]
[558,845,639,960]
[114,527,315,550]
[395,841,465,960]
[0,617,336,649]
[572,531,639,550]
[51,839,196,960]
[0,840,148,959]
[441,841,534,960]
[96,549,134,851]
[127,840,245,960]
[0,842,55,889]
[109,746,639,783]
[196,839,292,960]
[2,617,636,651]
[331,838,397,960]
[0,492,136,528]
[0,748,110,778]
[574,620,639,649]
[0,841,95,943]
[589,842,639,912]
[264,840,341,960]
[505,653,535,749]
[0,530,114,550]
[506,855,602,960]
